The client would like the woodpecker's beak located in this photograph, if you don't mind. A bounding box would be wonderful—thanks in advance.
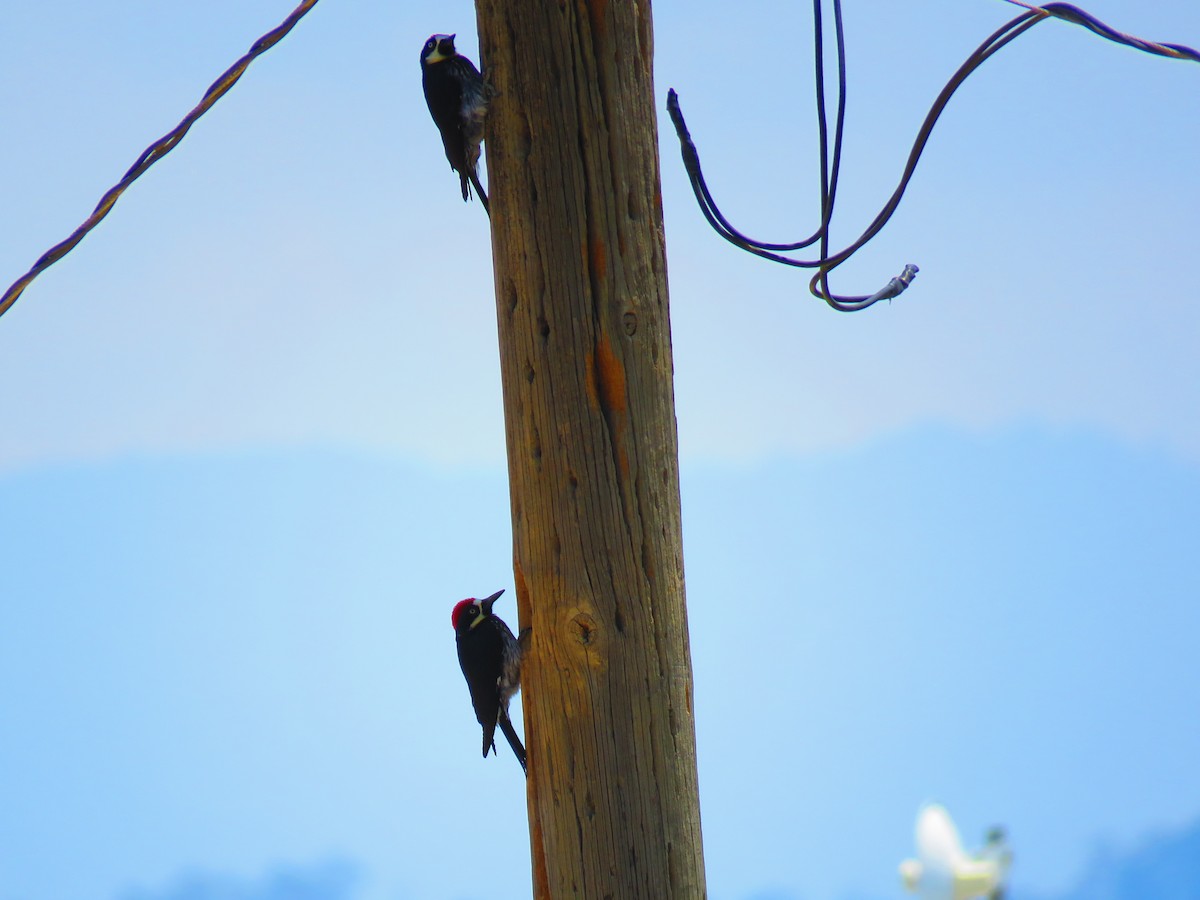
[441,34,457,55]
[481,588,504,613]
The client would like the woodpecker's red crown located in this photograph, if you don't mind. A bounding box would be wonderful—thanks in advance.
[451,598,478,631]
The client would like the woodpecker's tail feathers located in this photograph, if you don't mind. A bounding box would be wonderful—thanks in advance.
[468,170,490,217]
[498,709,527,775]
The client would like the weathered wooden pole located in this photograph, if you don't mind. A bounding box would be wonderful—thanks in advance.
[474,0,707,896]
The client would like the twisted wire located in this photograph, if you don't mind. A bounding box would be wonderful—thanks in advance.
[0,0,321,321]
[1001,0,1200,62]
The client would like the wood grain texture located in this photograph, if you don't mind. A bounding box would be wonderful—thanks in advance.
[474,0,706,896]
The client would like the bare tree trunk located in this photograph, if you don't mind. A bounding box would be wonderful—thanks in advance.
[474,0,706,896]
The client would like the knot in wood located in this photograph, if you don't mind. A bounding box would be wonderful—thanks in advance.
[571,613,598,645]
[622,311,638,335]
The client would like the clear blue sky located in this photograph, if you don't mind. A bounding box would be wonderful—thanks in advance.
[1,2,1198,899]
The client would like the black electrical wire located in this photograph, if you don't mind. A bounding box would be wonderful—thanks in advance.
[667,1,1199,312]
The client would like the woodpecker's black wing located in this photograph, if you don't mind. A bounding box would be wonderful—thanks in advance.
[456,617,510,758]
[422,60,470,195]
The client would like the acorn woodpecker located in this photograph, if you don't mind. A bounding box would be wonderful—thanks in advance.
[420,33,493,214]
[451,589,530,774]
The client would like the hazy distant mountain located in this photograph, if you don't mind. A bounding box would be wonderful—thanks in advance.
[116,860,359,900]
[1031,817,1200,900]
[103,815,1200,900]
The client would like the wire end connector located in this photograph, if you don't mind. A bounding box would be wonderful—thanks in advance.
[868,263,920,304]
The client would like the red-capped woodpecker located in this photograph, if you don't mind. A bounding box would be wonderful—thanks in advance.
[451,589,530,774]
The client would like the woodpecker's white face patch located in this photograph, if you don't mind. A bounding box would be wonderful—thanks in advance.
[423,34,454,65]
[468,599,487,629]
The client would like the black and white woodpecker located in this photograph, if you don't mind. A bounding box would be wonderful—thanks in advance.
[450,589,530,774]
[420,33,493,214]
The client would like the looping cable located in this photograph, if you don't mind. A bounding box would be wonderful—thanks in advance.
[667,1,1198,312]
